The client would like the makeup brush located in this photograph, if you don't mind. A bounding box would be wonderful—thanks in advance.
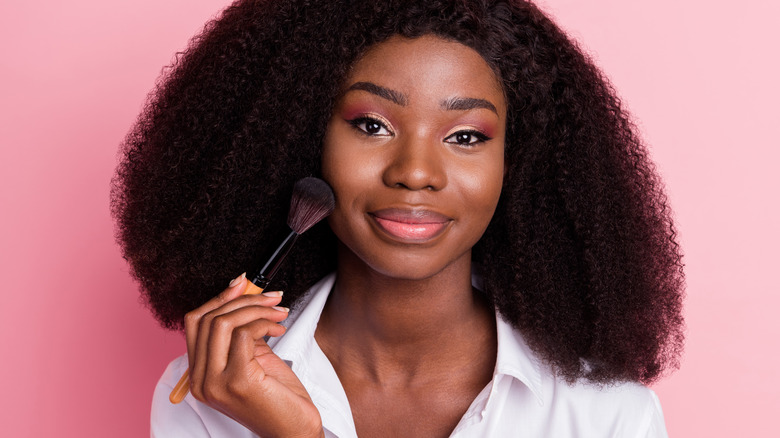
[169,177,335,404]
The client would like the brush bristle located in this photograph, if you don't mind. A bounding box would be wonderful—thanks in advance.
[287,177,336,234]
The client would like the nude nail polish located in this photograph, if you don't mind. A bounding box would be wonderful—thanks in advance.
[229,272,246,287]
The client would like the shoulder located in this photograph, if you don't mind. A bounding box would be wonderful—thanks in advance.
[495,315,668,437]
[555,378,664,422]
[534,371,668,437]
[150,355,256,438]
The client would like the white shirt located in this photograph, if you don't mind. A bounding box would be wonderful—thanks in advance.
[151,273,668,437]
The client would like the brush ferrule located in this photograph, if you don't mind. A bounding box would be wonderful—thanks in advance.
[248,229,299,289]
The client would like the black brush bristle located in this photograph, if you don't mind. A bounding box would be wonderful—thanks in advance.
[287,177,335,234]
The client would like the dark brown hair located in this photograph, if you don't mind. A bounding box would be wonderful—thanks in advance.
[112,0,684,384]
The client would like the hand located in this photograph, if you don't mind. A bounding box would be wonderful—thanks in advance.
[184,274,324,438]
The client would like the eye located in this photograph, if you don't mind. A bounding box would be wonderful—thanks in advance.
[348,116,392,136]
[444,129,491,145]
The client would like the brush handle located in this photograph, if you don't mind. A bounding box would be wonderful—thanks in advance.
[169,281,265,404]
[250,231,298,287]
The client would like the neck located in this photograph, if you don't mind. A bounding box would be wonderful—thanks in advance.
[315,244,496,383]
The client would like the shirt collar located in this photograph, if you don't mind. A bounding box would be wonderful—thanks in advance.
[270,272,336,365]
[473,273,546,405]
[494,312,545,405]
[270,272,545,405]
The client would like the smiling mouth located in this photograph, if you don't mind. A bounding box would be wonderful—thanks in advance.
[369,209,452,243]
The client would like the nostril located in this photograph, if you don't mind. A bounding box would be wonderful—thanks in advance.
[381,141,448,191]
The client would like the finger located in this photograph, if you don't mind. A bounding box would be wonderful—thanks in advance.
[187,273,248,400]
[223,318,288,396]
[187,286,284,358]
[185,273,248,369]
[204,305,290,380]
[191,291,286,378]
[206,291,285,317]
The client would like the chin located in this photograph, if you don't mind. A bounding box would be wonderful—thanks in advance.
[341,243,473,283]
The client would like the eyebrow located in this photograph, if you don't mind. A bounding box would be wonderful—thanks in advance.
[345,81,498,115]
[347,82,408,106]
[441,97,498,115]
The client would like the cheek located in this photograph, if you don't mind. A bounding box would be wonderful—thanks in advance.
[321,135,353,244]
[321,136,349,229]
[321,125,379,230]
[323,146,368,208]
[322,121,389,201]
[458,150,504,217]
[321,124,359,198]
[321,126,345,185]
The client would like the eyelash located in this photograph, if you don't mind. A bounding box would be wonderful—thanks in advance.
[347,116,393,136]
[346,116,492,146]
[443,130,491,146]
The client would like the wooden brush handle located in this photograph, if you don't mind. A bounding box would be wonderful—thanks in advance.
[169,369,191,404]
[169,281,265,404]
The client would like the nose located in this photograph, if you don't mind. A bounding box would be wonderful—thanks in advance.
[382,135,447,191]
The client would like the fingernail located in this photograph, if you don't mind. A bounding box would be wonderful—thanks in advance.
[272,306,290,313]
[229,272,246,287]
[261,291,283,298]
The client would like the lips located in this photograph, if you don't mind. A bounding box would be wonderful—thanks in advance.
[369,208,452,242]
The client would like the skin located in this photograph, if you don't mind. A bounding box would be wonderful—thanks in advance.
[318,35,505,438]
[184,276,323,437]
[184,35,506,438]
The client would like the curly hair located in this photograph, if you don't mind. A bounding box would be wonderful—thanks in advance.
[111,0,684,384]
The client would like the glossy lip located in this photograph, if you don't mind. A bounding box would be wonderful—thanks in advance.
[369,208,453,243]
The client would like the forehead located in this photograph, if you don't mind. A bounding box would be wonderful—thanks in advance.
[343,35,505,110]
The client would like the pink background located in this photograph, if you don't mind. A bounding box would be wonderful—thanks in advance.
[1,0,777,436]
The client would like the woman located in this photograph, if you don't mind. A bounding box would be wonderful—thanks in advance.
[112,0,684,436]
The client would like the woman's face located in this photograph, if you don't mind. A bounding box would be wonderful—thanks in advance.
[322,35,506,280]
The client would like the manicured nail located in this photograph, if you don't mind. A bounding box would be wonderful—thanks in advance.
[272,306,290,313]
[229,272,246,287]
[262,291,283,298]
